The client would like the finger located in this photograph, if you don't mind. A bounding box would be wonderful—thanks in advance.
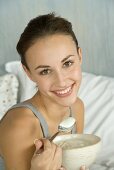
[80,165,89,170]
[42,138,52,151]
[34,138,52,155]
[59,165,66,170]
[58,165,67,170]
[51,145,62,169]
[51,142,59,158]
[33,139,43,155]
[34,139,43,148]
[35,138,52,155]
[53,145,62,160]
[80,165,86,170]
[32,139,52,169]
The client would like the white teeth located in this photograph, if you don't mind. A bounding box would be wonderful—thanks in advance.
[56,86,71,95]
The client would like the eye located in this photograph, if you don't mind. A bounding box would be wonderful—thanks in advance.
[63,60,74,68]
[39,69,51,75]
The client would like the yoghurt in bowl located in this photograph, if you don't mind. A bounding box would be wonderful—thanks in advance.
[53,134,101,170]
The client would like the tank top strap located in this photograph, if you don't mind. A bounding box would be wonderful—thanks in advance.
[69,106,77,134]
[69,107,72,117]
[8,102,50,138]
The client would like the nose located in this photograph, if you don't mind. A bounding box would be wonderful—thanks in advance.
[54,70,67,87]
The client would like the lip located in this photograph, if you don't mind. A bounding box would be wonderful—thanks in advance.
[52,84,74,98]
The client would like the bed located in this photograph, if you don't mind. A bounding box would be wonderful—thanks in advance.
[0,61,114,170]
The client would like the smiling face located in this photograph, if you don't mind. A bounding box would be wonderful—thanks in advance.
[24,34,82,107]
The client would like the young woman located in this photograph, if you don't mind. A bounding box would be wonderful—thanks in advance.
[0,13,85,170]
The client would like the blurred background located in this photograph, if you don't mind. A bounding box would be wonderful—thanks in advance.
[0,0,114,77]
[0,2,114,169]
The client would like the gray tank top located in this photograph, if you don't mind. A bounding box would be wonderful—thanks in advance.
[0,102,76,169]
[5,102,76,137]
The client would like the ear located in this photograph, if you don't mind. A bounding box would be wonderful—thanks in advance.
[22,64,36,82]
[77,47,82,65]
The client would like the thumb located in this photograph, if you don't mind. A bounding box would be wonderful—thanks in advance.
[80,165,89,170]
[34,139,43,154]
[80,165,86,170]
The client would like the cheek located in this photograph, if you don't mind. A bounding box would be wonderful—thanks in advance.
[71,66,82,80]
[36,78,51,92]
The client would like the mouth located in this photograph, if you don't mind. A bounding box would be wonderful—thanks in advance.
[52,84,74,97]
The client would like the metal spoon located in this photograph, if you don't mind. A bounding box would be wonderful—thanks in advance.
[36,117,76,154]
[49,117,76,141]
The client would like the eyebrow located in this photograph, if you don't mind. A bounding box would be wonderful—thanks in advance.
[35,65,50,70]
[34,55,75,70]
[61,55,75,63]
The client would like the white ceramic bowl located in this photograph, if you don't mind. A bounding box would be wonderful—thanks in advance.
[53,134,101,170]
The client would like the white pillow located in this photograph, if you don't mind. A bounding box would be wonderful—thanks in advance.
[0,74,19,119]
[5,61,37,102]
[78,72,114,163]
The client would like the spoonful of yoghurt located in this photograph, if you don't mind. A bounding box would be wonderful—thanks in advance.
[49,117,76,141]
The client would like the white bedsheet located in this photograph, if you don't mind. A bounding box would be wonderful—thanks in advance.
[90,148,114,169]
[78,72,114,170]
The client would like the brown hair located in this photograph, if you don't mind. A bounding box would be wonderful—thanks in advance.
[16,12,79,69]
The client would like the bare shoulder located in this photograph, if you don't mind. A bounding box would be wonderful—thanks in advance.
[75,97,84,113]
[0,107,42,169]
[0,107,42,138]
[71,97,85,133]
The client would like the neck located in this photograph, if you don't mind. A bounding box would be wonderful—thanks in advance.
[35,92,70,122]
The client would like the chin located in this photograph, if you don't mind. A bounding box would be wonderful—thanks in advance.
[56,95,77,107]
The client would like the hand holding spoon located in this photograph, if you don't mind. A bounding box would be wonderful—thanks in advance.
[37,117,76,154]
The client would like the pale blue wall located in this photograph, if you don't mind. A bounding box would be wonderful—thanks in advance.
[0,0,114,77]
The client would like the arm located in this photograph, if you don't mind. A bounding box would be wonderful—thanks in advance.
[0,108,62,170]
[0,108,39,170]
